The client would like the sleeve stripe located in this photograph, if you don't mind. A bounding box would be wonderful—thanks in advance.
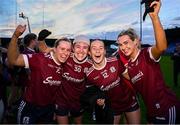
[122,68,128,75]
[86,66,94,76]
[148,47,161,62]
[107,57,117,62]
[22,54,29,68]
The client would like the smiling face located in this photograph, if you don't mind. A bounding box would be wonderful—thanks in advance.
[73,41,89,62]
[54,40,72,63]
[89,40,106,66]
[117,35,138,58]
[117,28,140,59]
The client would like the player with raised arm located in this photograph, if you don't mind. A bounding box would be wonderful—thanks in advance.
[117,0,180,124]
[7,25,72,124]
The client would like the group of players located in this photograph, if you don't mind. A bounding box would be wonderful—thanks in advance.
[3,0,180,124]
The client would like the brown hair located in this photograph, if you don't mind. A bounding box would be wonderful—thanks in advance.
[23,33,37,46]
[117,28,139,41]
[54,37,72,48]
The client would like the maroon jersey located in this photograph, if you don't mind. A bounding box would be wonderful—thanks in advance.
[117,49,136,94]
[86,57,137,113]
[22,52,62,106]
[118,49,129,66]
[128,47,179,118]
[55,54,92,110]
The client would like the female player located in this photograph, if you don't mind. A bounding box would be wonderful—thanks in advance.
[86,39,141,124]
[117,0,180,124]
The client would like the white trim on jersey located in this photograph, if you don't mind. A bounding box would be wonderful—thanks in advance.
[148,47,161,62]
[72,54,88,64]
[106,56,118,62]
[169,106,176,124]
[86,57,119,76]
[85,84,94,88]
[93,58,107,70]
[50,51,61,66]
[122,68,128,75]
[131,50,140,62]
[86,66,94,76]
[27,47,35,52]
[17,100,26,124]
[22,54,29,68]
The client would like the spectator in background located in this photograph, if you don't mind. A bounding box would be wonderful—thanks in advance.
[8,33,38,108]
[172,42,180,86]
[0,81,4,123]
[22,33,38,54]
[0,44,5,123]
[0,40,11,123]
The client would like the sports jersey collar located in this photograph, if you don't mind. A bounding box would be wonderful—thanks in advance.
[131,49,141,62]
[72,54,88,64]
[27,47,35,52]
[50,51,61,66]
[93,58,107,70]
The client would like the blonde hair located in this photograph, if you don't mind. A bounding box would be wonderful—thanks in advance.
[117,28,141,49]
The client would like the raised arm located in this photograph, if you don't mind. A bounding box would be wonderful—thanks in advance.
[38,29,52,53]
[150,0,167,60]
[7,25,26,66]
[38,40,51,53]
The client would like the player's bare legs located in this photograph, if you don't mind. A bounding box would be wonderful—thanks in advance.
[114,115,122,124]
[74,115,82,124]
[56,116,69,124]
[125,108,141,124]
